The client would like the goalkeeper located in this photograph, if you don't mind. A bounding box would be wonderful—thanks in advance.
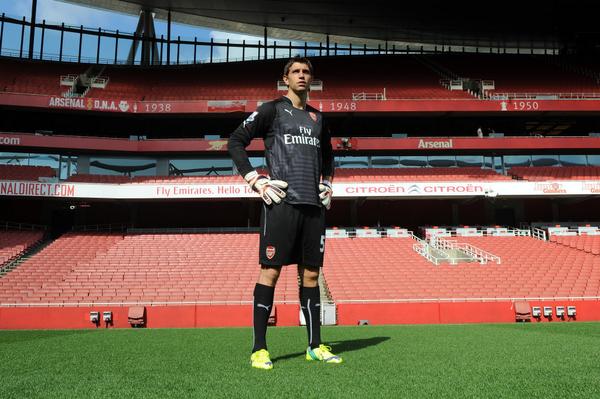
[228,57,340,370]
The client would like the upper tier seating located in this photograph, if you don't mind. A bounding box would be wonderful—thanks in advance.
[0,165,56,181]
[509,166,600,181]
[0,230,44,265]
[0,58,85,96]
[434,54,600,97]
[0,56,478,101]
[3,55,596,101]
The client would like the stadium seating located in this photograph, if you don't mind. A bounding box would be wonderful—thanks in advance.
[323,235,600,301]
[0,165,56,181]
[0,232,123,304]
[508,166,600,181]
[0,232,298,304]
[0,58,85,96]
[2,232,600,305]
[433,54,600,97]
[5,55,597,101]
[550,235,600,255]
[306,56,474,100]
[0,230,44,265]
[0,56,473,100]
[64,167,511,184]
[333,167,512,181]
[66,174,135,183]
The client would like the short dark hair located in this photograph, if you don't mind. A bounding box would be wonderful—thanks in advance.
[283,57,313,77]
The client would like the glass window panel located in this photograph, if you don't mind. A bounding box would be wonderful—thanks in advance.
[504,155,531,167]
[531,154,559,166]
[61,30,82,62]
[428,155,456,167]
[483,156,494,169]
[559,155,587,166]
[371,156,399,168]
[457,155,483,167]
[587,155,600,166]
[335,156,368,168]
[80,33,98,63]
[399,156,427,167]
[170,158,233,176]
[249,157,266,170]
[89,157,156,176]
[0,153,59,168]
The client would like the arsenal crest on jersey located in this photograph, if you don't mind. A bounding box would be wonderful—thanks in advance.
[266,246,276,259]
[309,112,318,122]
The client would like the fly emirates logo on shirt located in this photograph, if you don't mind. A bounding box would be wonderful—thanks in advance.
[284,126,320,147]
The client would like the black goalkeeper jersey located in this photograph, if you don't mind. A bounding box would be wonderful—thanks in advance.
[228,96,334,207]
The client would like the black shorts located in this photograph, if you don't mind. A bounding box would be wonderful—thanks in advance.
[259,202,326,267]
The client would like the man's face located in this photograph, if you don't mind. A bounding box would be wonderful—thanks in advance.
[283,62,312,93]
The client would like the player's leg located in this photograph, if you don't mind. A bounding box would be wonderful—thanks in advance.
[251,202,298,370]
[299,265,322,349]
[253,265,280,353]
[299,205,342,363]
[250,265,280,370]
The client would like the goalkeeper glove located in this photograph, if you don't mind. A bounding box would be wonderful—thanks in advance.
[319,180,333,210]
[244,170,288,205]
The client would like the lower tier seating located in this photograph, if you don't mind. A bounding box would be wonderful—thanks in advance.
[0,230,45,265]
[324,236,600,301]
[2,233,600,304]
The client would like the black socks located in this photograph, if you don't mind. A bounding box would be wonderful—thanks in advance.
[252,283,275,353]
[252,283,322,352]
[300,285,322,349]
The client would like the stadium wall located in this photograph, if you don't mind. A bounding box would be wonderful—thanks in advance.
[2,301,600,329]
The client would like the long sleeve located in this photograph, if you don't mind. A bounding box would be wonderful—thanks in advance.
[228,102,276,177]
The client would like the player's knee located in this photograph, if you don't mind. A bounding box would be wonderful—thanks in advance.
[259,265,281,286]
[300,266,319,286]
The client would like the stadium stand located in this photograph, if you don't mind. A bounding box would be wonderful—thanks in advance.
[0,165,56,181]
[334,167,512,181]
[0,232,299,304]
[0,58,85,96]
[323,235,600,301]
[0,232,123,304]
[5,55,599,101]
[63,167,511,184]
[306,56,474,100]
[509,166,600,181]
[0,230,45,265]
[549,234,600,255]
[433,54,600,98]
[0,56,477,100]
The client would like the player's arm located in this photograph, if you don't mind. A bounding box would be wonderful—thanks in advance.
[319,121,335,209]
[228,103,288,205]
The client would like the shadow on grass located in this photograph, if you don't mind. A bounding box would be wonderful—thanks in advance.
[272,336,390,362]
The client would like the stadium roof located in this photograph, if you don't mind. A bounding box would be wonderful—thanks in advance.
[61,0,599,48]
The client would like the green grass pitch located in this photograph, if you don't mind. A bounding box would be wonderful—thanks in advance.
[1,323,600,398]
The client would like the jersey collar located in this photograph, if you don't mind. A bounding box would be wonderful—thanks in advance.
[282,95,306,111]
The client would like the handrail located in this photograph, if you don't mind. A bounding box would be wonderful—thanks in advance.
[532,228,547,241]
[0,221,46,231]
[431,237,501,264]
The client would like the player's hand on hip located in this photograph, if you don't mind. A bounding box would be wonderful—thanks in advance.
[319,180,333,210]
[244,170,288,205]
